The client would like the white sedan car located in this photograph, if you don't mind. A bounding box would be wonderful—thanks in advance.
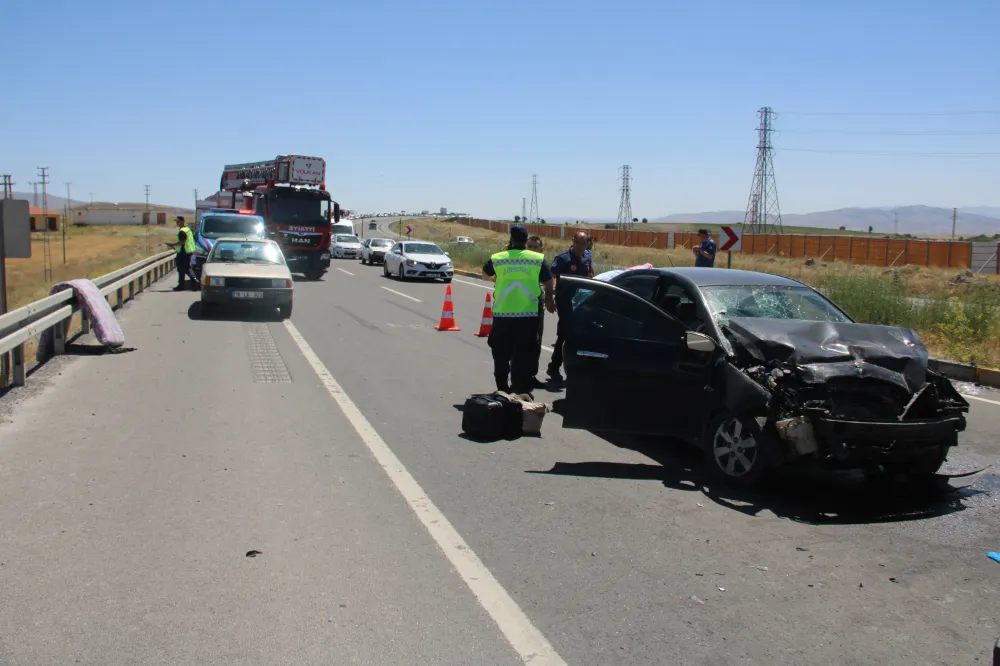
[331,234,363,259]
[383,241,454,282]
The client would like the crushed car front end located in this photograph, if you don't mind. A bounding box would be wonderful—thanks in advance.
[720,317,969,472]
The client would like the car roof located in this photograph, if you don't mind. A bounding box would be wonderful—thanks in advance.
[621,267,805,288]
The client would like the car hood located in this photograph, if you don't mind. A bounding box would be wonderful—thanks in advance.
[404,253,450,264]
[203,263,292,280]
[335,243,363,249]
[723,317,928,394]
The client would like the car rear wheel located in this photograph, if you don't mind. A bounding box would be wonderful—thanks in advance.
[704,411,773,488]
[361,256,367,265]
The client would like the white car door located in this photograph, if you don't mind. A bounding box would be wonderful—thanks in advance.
[386,243,402,271]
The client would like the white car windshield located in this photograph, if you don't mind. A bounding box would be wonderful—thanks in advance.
[370,239,392,247]
[405,243,443,254]
[210,241,286,266]
[699,285,850,327]
[336,235,360,243]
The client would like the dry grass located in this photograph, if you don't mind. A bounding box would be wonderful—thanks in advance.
[395,219,1000,369]
[5,225,176,311]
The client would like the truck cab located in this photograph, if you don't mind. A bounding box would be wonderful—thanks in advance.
[191,209,267,279]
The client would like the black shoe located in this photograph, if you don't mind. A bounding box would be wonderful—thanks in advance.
[173,285,186,292]
[532,377,547,389]
[547,370,563,385]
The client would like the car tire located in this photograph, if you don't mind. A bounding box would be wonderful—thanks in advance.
[443,278,452,283]
[279,302,293,319]
[361,256,367,265]
[881,442,951,480]
[703,410,775,489]
[304,269,324,281]
[398,265,405,281]
[383,262,389,278]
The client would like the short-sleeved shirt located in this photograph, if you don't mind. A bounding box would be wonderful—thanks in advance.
[695,237,716,267]
[550,249,593,279]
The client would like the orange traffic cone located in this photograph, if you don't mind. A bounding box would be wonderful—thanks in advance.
[434,284,462,331]
[473,291,494,337]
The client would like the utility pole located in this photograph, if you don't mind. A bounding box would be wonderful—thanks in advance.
[1,175,13,198]
[31,182,39,207]
[893,211,898,236]
[38,167,53,282]
[952,207,957,240]
[616,165,634,231]
[88,192,94,204]
[743,106,784,235]
[143,185,153,254]
[521,197,526,223]
[528,174,539,224]
[63,182,71,264]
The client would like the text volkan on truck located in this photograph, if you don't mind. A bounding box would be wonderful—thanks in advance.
[217,155,343,280]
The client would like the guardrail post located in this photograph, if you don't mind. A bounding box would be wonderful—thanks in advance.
[11,344,25,387]
[81,310,90,334]
[116,287,123,309]
[53,320,67,355]
[128,279,135,302]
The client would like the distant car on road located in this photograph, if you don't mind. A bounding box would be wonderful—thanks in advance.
[383,241,454,282]
[369,221,377,230]
[200,238,294,319]
[361,237,393,265]
[554,267,969,488]
[331,234,363,259]
[453,236,474,247]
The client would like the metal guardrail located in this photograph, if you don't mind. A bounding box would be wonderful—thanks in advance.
[0,250,177,388]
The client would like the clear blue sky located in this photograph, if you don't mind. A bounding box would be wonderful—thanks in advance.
[4,0,999,219]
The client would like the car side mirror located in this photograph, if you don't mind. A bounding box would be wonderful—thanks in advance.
[686,331,717,353]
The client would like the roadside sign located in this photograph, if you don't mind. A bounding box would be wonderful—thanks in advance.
[719,225,742,252]
[405,225,413,236]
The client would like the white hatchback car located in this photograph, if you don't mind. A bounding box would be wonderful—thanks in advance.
[331,234,363,259]
[383,241,454,282]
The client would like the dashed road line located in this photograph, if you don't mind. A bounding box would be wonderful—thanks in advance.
[965,394,1000,407]
[336,267,355,276]
[453,277,491,289]
[380,286,422,303]
[282,320,567,666]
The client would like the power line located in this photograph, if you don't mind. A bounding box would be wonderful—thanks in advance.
[777,129,1000,136]
[775,147,1000,157]
[779,110,1000,117]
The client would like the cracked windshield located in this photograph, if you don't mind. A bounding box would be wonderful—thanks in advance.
[2,0,998,664]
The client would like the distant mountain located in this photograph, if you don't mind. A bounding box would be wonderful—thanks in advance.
[11,191,86,210]
[961,207,1000,219]
[654,206,1000,236]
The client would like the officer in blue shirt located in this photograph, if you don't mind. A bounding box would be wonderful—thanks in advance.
[693,228,716,267]
[547,231,594,384]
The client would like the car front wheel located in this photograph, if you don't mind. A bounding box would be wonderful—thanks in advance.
[704,411,773,488]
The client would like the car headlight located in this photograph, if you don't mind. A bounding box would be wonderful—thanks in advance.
[208,276,225,287]
[405,259,417,266]
[272,278,292,288]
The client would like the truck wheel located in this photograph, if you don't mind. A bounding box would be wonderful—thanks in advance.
[703,411,775,489]
[279,303,293,319]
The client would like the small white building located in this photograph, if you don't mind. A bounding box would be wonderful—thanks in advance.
[71,202,193,226]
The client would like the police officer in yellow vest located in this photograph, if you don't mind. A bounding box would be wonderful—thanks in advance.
[482,225,556,397]
[165,216,198,291]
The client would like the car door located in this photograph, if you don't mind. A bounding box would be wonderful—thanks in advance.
[386,243,402,270]
[555,275,716,438]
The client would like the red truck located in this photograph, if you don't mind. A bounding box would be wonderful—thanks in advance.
[217,155,342,280]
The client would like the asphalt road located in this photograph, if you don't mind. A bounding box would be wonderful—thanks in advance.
[1,223,999,665]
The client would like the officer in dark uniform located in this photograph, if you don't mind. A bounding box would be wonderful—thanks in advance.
[526,235,547,388]
[482,226,555,397]
[547,231,593,384]
[165,216,199,291]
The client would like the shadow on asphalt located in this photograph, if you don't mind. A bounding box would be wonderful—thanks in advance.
[528,401,978,527]
[186,302,284,323]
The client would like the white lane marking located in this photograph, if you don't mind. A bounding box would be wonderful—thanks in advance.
[965,394,1000,407]
[336,267,355,276]
[282,321,567,665]
[454,277,491,289]
[380,286,422,303]
[541,345,554,353]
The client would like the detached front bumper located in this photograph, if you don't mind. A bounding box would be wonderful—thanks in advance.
[201,287,293,307]
[801,413,966,463]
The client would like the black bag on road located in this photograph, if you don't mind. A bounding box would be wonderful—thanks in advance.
[462,393,523,441]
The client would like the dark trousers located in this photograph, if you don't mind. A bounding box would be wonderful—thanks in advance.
[175,253,192,288]
[547,316,565,376]
[488,316,541,395]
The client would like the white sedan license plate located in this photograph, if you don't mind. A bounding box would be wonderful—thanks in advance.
[233,290,263,299]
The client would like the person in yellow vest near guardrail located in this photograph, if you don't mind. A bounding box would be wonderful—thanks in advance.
[164,216,199,292]
[482,225,556,397]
